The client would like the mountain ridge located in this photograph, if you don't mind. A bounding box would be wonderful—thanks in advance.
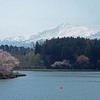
[0,23,100,47]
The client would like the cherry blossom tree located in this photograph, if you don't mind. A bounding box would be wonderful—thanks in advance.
[75,55,89,69]
[51,60,71,69]
[0,50,20,72]
[76,55,89,64]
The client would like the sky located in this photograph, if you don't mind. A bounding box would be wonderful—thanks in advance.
[0,0,100,39]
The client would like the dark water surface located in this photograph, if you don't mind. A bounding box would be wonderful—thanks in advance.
[0,71,100,100]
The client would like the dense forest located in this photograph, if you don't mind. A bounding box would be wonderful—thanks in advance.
[35,37,100,69]
[0,37,100,70]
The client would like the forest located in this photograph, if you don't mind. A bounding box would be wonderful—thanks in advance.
[35,37,100,69]
[0,37,100,70]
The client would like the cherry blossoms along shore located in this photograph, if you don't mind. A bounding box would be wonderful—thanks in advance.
[0,49,26,79]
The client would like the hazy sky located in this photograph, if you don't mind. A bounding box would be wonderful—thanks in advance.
[0,0,100,39]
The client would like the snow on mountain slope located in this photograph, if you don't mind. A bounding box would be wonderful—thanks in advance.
[28,23,100,42]
[0,23,100,47]
[56,23,96,37]
[0,35,32,47]
[3,36,30,42]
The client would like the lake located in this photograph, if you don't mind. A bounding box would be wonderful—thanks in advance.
[0,71,100,100]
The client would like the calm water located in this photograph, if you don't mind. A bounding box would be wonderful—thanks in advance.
[0,71,100,100]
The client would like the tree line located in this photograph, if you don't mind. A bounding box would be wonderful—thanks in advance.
[35,37,100,69]
[0,45,44,69]
[1,37,100,69]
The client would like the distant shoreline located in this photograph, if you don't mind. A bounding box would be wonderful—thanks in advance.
[14,68,100,72]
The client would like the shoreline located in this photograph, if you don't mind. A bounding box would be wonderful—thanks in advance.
[14,68,100,72]
[0,72,26,79]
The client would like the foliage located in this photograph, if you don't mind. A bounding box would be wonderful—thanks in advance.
[25,51,36,67]
[76,55,89,64]
[21,51,44,68]
[74,55,89,69]
[1,37,100,69]
[51,60,71,69]
[35,37,100,69]
[0,50,20,72]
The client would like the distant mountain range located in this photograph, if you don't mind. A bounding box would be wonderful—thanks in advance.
[0,23,100,47]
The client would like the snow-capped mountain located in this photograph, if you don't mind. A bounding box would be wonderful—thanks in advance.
[0,36,31,47]
[34,23,99,39]
[0,23,100,47]
[27,23,100,41]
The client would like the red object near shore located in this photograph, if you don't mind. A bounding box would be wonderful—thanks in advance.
[60,86,63,90]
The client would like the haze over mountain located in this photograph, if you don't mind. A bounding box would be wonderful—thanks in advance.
[0,23,100,47]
